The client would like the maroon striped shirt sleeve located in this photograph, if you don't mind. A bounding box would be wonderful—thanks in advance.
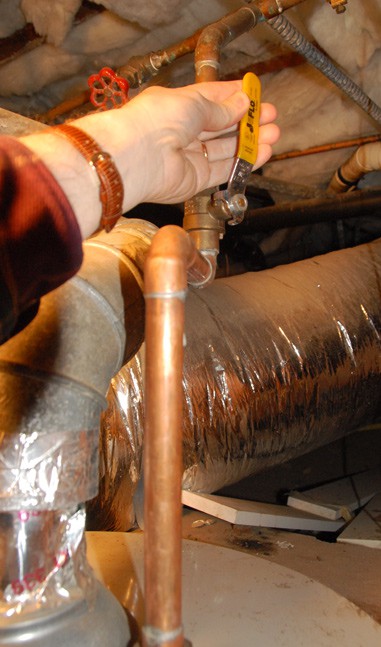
[0,136,83,342]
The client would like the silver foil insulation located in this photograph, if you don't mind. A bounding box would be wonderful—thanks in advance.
[88,237,381,531]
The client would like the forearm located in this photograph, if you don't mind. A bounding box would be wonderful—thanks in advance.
[0,136,83,341]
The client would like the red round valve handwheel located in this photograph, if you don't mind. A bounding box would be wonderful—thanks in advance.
[88,67,129,110]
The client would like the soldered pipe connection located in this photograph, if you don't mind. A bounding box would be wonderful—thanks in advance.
[142,226,214,647]
[195,5,261,82]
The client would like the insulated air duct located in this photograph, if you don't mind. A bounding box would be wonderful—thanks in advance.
[88,236,381,531]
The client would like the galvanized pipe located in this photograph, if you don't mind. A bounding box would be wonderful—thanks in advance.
[123,0,310,87]
[142,226,213,647]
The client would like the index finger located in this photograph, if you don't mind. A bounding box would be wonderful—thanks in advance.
[199,102,278,141]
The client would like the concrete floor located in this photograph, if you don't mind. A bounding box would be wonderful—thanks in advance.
[87,528,381,646]
[87,424,381,645]
[182,424,381,624]
[181,509,381,625]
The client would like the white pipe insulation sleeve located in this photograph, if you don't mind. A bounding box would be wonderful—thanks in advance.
[354,141,381,175]
[328,142,381,193]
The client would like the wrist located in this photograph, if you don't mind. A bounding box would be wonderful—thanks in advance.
[52,123,124,233]
[74,108,147,213]
[20,130,102,239]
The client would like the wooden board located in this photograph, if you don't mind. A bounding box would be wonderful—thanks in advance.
[337,493,381,549]
[182,490,345,532]
[287,468,381,520]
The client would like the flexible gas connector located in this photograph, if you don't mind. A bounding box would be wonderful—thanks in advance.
[208,72,261,225]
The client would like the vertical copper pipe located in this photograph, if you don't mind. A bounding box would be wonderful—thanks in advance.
[142,2,310,640]
[143,226,212,647]
[194,6,260,83]
[143,292,185,647]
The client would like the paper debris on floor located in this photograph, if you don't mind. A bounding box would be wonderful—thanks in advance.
[337,493,381,549]
[286,468,381,520]
[182,490,345,532]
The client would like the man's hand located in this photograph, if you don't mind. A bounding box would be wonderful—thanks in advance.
[113,80,280,206]
[21,79,280,238]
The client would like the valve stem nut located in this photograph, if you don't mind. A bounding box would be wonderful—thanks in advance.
[227,193,248,225]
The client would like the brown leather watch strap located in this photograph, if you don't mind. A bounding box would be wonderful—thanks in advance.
[53,123,124,232]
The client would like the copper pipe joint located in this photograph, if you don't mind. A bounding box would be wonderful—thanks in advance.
[195,6,260,83]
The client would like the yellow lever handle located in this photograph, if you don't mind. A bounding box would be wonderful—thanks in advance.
[237,72,261,166]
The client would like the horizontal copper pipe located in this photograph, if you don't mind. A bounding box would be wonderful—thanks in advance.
[38,91,91,123]
[121,0,309,86]
[118,30,203,89]
[271,134,381,161]
[35,0,310,122]
[37,31,205,123]
[143,226,212,647]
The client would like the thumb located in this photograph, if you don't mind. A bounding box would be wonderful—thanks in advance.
[203,90,250,133]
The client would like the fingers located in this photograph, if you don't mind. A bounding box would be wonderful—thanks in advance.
[260,102,278,126]
[206,158,239,188]
[200,89,250,134]
[252,143,275,171]
[182,139,279,200]
[185,79,244,103]
[199,124,239,142]
[186,135,238,162]
[199,102,278,142]
[200,136,237,162]
[258,122,281,147]
[189,122,280,165]
[126,79,280,205]
[191,82,278,128]
[187,81,278,129]
[205,141,275,187]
